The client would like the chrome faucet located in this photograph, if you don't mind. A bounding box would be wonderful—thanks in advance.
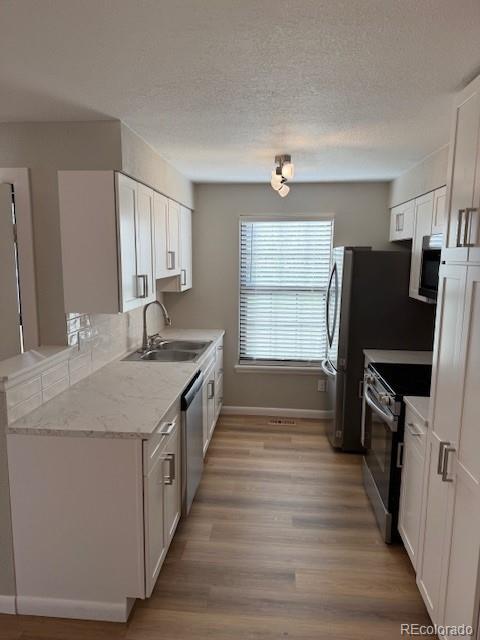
[142,301,171,352]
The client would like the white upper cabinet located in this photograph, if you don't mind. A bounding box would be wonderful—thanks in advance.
[431,186,447,235]
[116,174,155,310]
[444,74,480,263]
[179,206,193,291]
[390,200,415,241]
[59,171,193,314]
[410,191,435,302]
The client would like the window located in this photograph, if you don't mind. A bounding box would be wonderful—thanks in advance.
[239,217,334,366]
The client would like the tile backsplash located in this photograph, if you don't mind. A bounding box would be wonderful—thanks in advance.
[1,306,165,426]
[66,306,165,382]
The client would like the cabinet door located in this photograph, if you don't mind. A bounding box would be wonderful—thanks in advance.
[409,192,434,302]
[417,432,453,623]
[163,418,181,548]
[207,373,216,440]
[136,184,155,303]
[431,186,447,235]
[153,192,169,280]
[445,75,480,262]
[429,264,467,446]
[179,207,192,291]
[442,266,480,638]
[202,359,215,456]
[167,200,181,275]
[390,201,415,241]
[398,423,425,570]
[117,174,139,311]
[144,454,166,598]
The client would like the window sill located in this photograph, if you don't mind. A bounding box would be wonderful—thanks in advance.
[234,363,322,376]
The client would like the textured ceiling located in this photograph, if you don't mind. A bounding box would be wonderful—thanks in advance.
[1,0,480,182]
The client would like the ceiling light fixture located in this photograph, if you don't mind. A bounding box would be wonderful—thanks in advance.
[271,154,294,197]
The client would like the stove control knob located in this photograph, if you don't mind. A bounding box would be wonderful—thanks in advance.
[365,374,375,385]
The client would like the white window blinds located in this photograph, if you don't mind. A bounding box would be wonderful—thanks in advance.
[239,218,334,364]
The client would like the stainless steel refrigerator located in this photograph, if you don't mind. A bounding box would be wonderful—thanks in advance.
[321,247,435,452]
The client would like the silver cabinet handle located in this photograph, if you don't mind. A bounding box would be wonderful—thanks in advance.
[457,210,466,247]
[396,442,404,469]
[407,422,422,437]
[136,274,148,298]
[158,420,176,436]
[164,453,175,485]
[396,213,404,232]
[441,446,455,483]
[464,208,478,248]
[437,441,450,475]
[181,268,187,286]
[167,251,176,270]
[207,380,215,399]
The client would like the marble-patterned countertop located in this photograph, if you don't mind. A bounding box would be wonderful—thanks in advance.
[363,349,433,365]
[404,396,430,424]
[7,329,224,439]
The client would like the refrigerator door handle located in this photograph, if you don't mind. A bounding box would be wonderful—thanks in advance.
[326,263,337,348]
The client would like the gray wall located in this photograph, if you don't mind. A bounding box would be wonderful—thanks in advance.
[0,396,15,600]
[0,121,194,346]
[166,182,391,411]
[390,145,449,207]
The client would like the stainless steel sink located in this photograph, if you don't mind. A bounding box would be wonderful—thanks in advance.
[140,350,198,362]
[122,339,212,363]
[155,340,210,352]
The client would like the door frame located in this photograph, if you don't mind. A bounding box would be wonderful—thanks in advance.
[0,168,38,351]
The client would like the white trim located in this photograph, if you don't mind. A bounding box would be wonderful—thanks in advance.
[221,405,333,419]
[235,363,322,376]
[16,595,132,622]
[0,595,16,614]
[0,169,38,351]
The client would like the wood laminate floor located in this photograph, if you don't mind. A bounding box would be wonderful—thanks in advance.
[1,415,435,639]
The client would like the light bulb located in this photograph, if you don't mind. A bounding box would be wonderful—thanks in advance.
[271,170,282,191]
[278,184,290,198]
[281,162,294,180]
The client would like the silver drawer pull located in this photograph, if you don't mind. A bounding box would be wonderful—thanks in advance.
[158,420,176,436]
[164,453,175,485]
[181,268,187,285]
[437,441,450,475]
[207,380,215,399]
[167,250,176,270]
[441,446,455,483]
[407,422,422,436]
[136,274,148,298]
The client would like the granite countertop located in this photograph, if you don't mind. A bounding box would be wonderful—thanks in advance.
[404,396,430,424]
[363,349,433,366]
[7,329,224,439]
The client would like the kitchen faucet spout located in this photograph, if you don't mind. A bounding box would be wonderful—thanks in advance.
[142,301,171,352]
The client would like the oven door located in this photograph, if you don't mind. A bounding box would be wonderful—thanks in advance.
[362,384,401,543]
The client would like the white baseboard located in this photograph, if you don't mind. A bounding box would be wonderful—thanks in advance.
[16,595,131,622]
[221,406,333,419]
[0,595,16,614]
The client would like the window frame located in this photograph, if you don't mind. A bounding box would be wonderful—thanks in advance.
[237,214,335,370]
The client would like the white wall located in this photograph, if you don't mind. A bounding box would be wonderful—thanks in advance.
[389,145,449,207]
[165,182,390,411]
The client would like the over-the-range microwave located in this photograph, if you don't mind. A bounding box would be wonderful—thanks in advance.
[419,234,443,302]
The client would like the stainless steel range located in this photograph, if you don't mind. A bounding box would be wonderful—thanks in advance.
[361,361,432,543]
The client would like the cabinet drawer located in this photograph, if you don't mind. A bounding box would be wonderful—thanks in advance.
[404,405,427,455]
[143,402,180,475]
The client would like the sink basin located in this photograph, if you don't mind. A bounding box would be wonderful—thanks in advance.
[156,340,209,351]
[140,350,197,362]
[122,339,212,363]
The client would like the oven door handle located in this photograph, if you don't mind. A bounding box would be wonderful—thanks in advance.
[364,386,398,432]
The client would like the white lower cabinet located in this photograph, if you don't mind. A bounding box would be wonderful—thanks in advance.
[202,337,224,456]
[398,406,427,570]
[416,265,480,638]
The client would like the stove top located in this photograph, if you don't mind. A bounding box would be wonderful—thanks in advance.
[369,362,432,398]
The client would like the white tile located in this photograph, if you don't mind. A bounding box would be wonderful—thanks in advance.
[6,378,41,409]
[42,362,69,389]
[42,377,69,402]
[8,393,42,424]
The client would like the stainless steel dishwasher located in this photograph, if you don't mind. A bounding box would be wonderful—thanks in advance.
[181,371,204,516]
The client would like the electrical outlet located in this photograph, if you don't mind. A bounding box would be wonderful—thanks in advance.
[317,379,326,392]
